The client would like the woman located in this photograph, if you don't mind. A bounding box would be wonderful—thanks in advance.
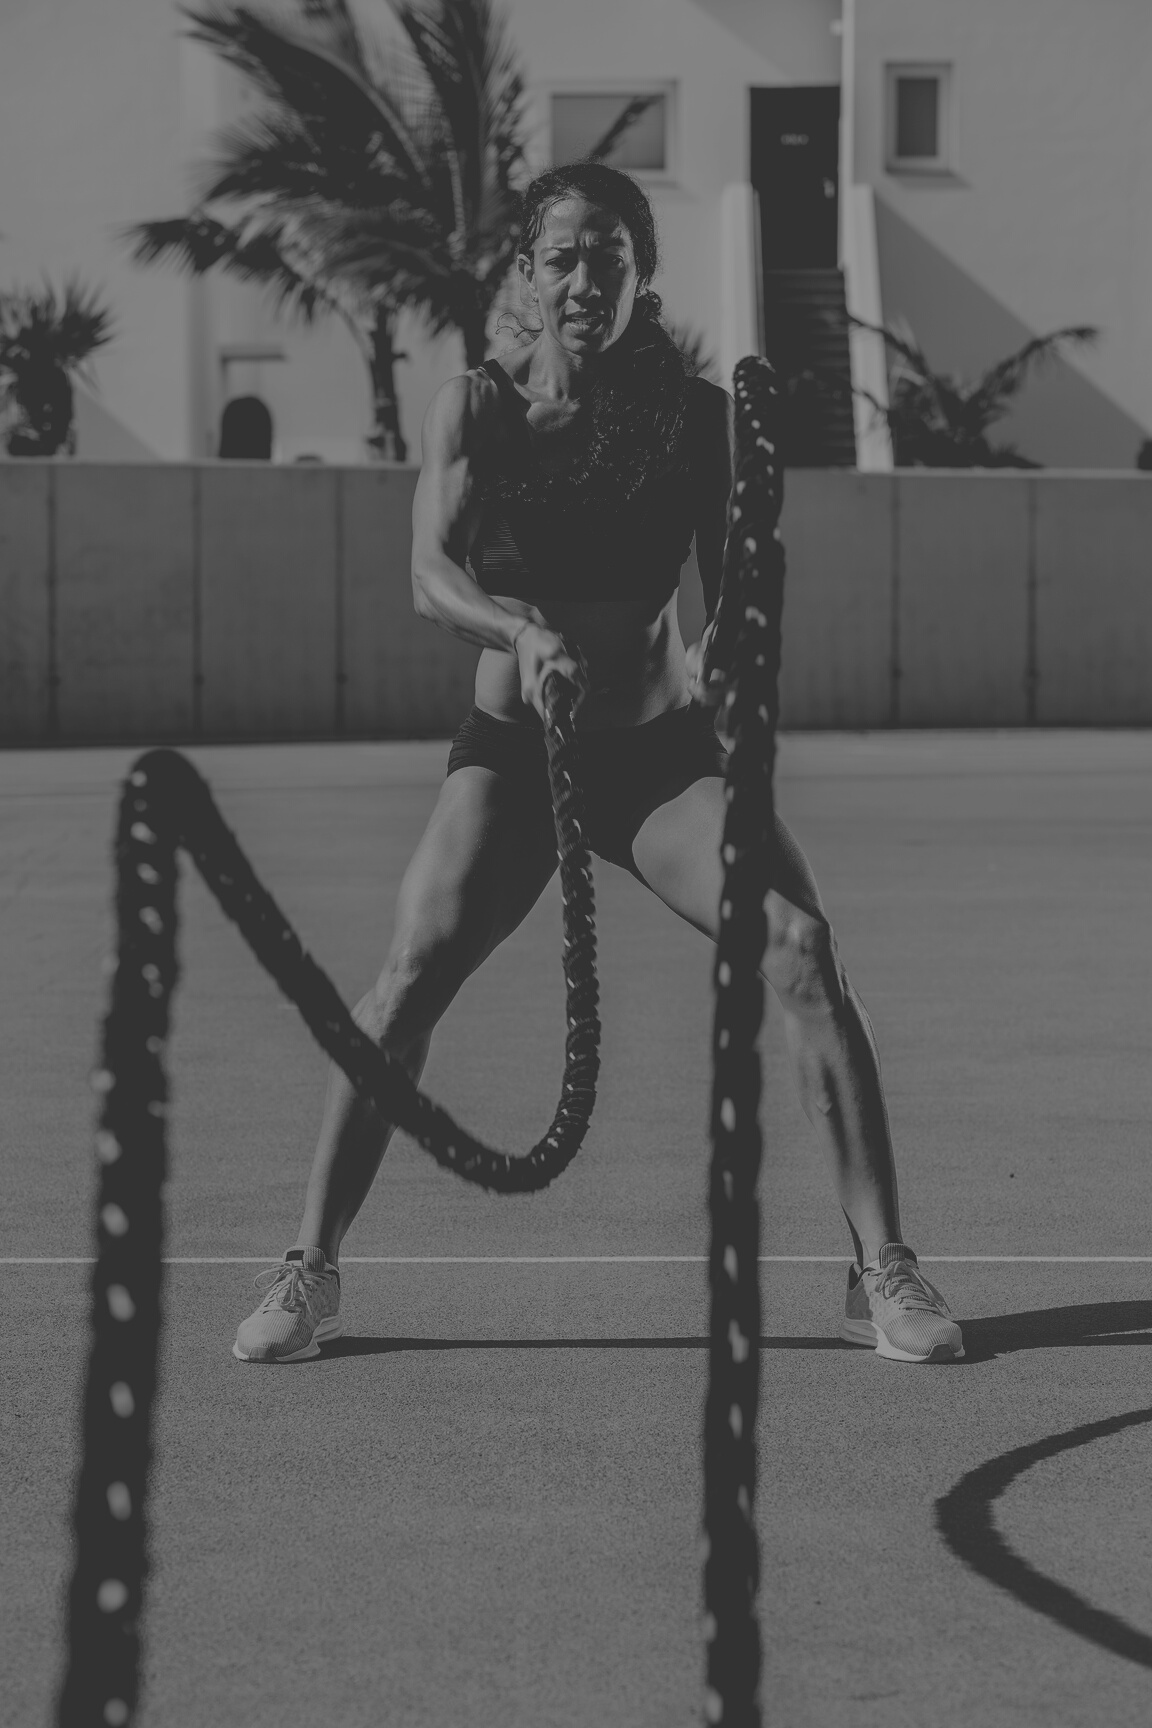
[234,163,962,1366]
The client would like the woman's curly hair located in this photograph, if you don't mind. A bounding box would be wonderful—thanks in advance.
[497,162,692,512]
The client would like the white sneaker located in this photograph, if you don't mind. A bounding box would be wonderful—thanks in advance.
[232,1247,342,1362]
[840,1245,964,1363]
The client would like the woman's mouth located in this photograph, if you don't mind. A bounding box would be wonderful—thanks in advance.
[564,311,605,332]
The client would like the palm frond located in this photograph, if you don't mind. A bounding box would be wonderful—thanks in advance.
[124,213,339,323]
[584,94,660,165]
[197,110,411,209]
[391,0,527,244]
[181,3,430,188]
[966,325,1098,424]
[298,0,370,78]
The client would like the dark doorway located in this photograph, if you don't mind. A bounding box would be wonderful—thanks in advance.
[750,86,840,270]
[750,85,854,466]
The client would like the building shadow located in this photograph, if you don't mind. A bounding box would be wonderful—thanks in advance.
[937,1404,1152,1669]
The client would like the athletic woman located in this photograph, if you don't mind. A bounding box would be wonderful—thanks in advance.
[234,163,963,1366]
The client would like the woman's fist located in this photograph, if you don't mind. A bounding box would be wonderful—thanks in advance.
[513,621,589,722]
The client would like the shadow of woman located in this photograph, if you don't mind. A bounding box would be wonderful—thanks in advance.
[320,1301,1151,1363]
[958,1298,1152,1364]
[320,1333,855,1359]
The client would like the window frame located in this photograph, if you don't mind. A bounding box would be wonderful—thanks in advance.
[884,62,956,176]
[546,80,679,184]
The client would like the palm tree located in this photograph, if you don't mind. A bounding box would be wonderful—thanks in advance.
[0,276,115,456]
[127,0,529,460]
[850,317,1099,467]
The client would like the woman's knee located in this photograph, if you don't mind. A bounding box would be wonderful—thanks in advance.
[360,930,478,1043]
[763,905,846,1015]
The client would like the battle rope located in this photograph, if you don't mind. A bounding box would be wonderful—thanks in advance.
[56,674,598,1728]
[57,360,785,1728]
[702,355,785,1728]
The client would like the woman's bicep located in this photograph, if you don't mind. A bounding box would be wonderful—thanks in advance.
[412,378,482,568]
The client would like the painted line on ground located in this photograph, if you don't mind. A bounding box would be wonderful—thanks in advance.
[4,1254,1152,1267]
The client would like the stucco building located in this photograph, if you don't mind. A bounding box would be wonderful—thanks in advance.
[2,0,1148,467]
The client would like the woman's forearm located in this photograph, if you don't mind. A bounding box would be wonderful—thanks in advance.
[412,551,539,652]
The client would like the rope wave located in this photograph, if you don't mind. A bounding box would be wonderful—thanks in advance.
[56,676,599,1727]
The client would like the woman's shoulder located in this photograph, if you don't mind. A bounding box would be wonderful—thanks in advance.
[685,373,733,428]
[680,375,734,478]
[422,363,521,467]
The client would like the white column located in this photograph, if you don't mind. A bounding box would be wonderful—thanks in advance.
[844,185,893,471]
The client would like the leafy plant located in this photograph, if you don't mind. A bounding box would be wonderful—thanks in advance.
[0,276,115,456]
[851,317,1099,467]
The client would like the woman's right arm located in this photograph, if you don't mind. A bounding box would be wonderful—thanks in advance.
[410,374,588,716]
[411,374,528,652]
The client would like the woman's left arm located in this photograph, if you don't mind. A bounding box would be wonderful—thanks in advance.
[685,378,735,703]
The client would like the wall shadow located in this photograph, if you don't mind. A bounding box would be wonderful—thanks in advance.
[874,194,1147,467]
[937,1405,1152,1668]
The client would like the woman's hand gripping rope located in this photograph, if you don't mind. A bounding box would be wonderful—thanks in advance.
[514,618,590,721]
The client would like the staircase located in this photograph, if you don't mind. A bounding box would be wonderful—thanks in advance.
[761,269,857,468]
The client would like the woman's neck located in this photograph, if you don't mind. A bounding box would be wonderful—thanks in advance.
[525,333,603,403]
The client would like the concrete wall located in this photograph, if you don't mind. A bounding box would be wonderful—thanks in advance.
[2,463,1150,743]
[854,0,1152,465]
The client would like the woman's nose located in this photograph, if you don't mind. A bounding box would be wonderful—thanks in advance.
[569,260,598,299]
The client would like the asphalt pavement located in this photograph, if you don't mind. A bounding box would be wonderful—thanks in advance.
[4,730,1151,1727]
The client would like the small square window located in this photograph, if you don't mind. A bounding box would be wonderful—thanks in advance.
[551,88,672,175]
[886,64,954,173]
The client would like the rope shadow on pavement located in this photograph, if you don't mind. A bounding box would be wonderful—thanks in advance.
[956,1300,1152,1364]
[937,1404,1152,1669]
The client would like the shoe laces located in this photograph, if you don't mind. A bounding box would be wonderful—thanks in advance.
[875,1259,951,1314]
[253,1261,320,1319]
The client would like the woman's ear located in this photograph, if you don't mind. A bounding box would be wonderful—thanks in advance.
[516,251,538,304]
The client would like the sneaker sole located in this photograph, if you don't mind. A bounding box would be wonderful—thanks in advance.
[839,1316,964,1363]
[232,1313,344,1364]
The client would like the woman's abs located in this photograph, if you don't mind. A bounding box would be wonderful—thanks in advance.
[473,592,692,729]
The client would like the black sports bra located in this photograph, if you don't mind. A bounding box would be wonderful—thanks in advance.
[468,358,696,604]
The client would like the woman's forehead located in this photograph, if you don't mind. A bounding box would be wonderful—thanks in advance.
[537,196,632,250]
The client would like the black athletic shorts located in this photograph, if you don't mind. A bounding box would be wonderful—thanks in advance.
[446,702,728,881]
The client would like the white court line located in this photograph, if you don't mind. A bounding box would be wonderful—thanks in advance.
[3,1254,1152,1267]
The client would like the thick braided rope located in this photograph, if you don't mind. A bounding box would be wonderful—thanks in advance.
[702,356,785,1728]
[56,676,598,1728]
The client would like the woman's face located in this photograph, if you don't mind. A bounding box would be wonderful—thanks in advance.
[519,194,640,359]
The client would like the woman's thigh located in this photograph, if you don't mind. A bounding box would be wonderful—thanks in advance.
[630,775,826,939]
[383,766,558,1010]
